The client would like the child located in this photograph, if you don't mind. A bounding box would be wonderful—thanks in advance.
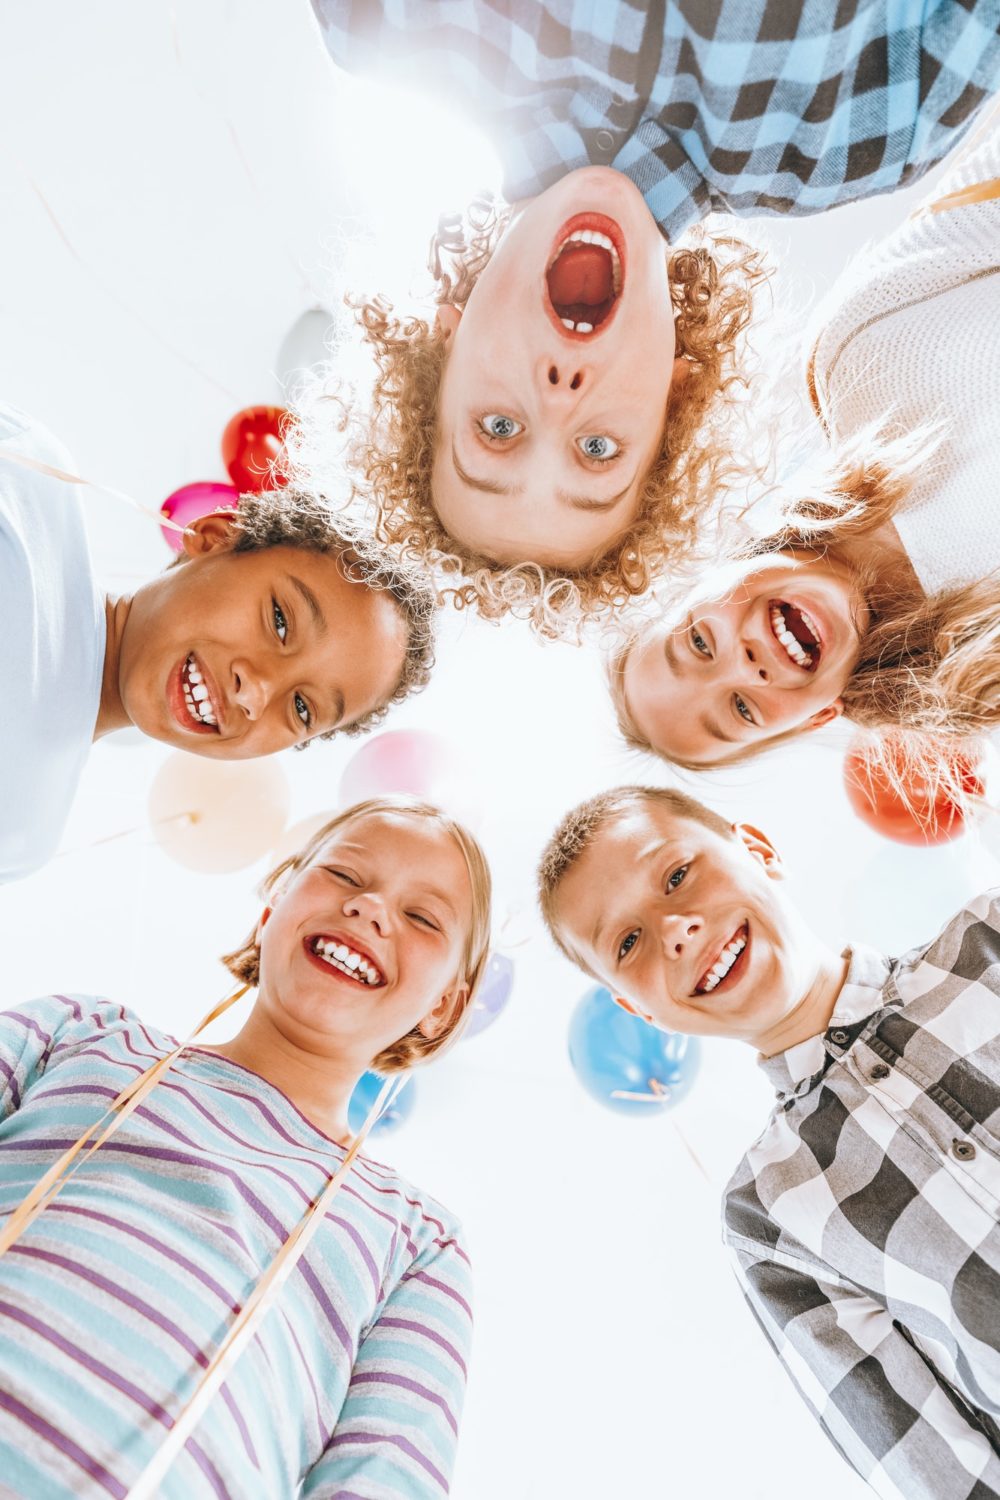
[610,125,1000,775]
[298,0,1000,636]
[0,402,436,882]
[0,794,491,1497]
[538,783,1000,1499]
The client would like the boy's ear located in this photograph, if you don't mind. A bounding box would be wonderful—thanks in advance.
[434,305,462,342]
[734,823,784,880]
[613,995,654,1024]
[179,510,242,561]
[806,700,844,731]
[417,983,469,1041]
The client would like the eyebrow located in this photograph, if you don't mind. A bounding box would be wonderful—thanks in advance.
[452,445,522,497]
[453,443,634,511]
[589,838,668,955]
[289,576,328,636]
[556,483,634,513]
[699,712,738,745]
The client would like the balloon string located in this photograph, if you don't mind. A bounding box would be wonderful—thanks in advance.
[124,1073,402,1500]
[0,985,251,1258]
[2,141,240,403]
[0,450,187,535]
[54,811,196,860]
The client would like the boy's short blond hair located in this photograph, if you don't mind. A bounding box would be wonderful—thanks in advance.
[537,785,734,968]
[222,796,493,1073]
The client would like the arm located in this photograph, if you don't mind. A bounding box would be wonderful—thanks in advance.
[729,1240,1000,1500]
[0,995,85,1122]
[302,1228,473,1499]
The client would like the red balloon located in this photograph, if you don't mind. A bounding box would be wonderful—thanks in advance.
[843,740,982,846]
[159,481,239,553]
[221,405,290,493]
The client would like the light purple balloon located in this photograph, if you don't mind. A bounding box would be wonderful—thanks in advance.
[160,481,239,553]
[464,953,514,1040]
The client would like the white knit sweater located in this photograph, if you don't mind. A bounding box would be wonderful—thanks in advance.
[808,128,1000,599]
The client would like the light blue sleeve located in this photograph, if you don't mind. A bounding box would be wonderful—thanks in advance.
[301,1228,474,1499]
[0,995,97,1121]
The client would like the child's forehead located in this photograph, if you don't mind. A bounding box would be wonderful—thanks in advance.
[314,809,449,858]
[599,802,705,852]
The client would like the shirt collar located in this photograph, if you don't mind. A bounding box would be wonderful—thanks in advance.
[757,944,893,1098]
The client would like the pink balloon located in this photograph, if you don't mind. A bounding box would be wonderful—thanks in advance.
[338,731,479,824]
[160,481,239,553]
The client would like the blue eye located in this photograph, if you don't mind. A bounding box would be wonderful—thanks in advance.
[734,696,754,725]
[577,434,620,461]
[294,693,312,730]
[480,413,523,441]
[618,930,639,962]
[690,627,710,657]
[273,600,288,642]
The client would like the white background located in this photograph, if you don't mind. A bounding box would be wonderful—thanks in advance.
[1,5,999,1498]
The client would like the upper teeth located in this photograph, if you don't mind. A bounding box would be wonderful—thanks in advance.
[769,605,818,670]
[698,929,747,993]
[182,654,217,726]
[312,938,382,986]
[550,229,623,333]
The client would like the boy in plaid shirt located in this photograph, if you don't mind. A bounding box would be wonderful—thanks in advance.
[538,784,1000,1500]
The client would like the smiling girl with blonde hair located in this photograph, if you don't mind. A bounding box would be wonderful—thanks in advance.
[0,795,491,1498]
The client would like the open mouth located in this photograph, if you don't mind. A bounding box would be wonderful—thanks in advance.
[693,922,749,996]
[545,213,624,337]
[768,600,822,673]
[169,652,222,734]
[306,934,386,988]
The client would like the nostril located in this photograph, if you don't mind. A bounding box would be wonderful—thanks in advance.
[569,372,583,390]
[548,366,559,385]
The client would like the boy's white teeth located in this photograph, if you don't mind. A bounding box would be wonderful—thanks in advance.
[698,927,748,993]
[312,938,383,985]
[769,605,812,670]
[182,654,217,726]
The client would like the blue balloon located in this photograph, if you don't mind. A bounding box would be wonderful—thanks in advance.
[568,985,700,1116]
[348,1071,416,1136]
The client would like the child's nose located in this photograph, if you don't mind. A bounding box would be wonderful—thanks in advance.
[232,662,268,721]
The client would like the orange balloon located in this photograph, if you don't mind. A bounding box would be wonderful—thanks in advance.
[843,740,982,846]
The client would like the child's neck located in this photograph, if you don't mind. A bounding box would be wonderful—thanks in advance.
[205,1007,360,1145]
[94,594,132,739]
[752,944,849,1059]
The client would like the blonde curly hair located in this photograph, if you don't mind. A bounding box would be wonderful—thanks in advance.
[290,195,771,640]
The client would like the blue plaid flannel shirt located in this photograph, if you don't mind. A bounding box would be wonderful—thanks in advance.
[310,0,1000,238]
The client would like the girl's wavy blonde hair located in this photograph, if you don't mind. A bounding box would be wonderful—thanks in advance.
[611,426,1000,824]
[289,195,771,640]
[221,796,493,1073]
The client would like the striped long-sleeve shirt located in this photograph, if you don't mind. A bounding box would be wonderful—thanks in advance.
[0,995,472,1500]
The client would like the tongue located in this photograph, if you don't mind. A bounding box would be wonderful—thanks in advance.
[783,604,818,655]
[547,243,613,314]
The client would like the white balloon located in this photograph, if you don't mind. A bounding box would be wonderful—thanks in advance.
[275,308,334,400]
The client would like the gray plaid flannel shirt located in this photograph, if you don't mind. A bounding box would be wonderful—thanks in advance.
[724,891,1000,1499]
[310,0,1000,238]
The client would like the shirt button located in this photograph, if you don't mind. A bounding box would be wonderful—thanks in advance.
[952,1139,977,1162]
[870,1063,891,1081]
[594,128,615,154]
[830,1030,849,1045]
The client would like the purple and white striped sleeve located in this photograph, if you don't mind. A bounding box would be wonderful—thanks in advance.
[302,1227,474,1499]
[0,995,88,1120]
